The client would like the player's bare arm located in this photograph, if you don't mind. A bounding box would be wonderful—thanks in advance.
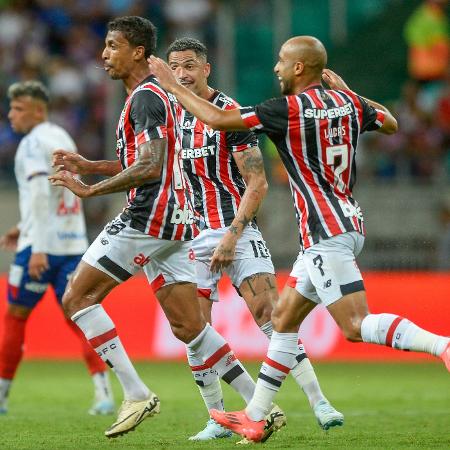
[149,56,247,131]
[0,225,20,251]
[210,146,268,272]
[52,150,122,176]
[49,139,165,198]
[322,68,398,135]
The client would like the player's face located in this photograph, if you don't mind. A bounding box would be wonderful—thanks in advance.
[167,50,210,96]
[8,97,42,134]
[102,30,138,80]
[274,47,296,95]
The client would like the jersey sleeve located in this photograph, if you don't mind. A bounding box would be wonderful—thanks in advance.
[357,95,386,132]
[239,97,288,136]
[130,90,168,145]
[22,136,50,180]
[225,129,259,153]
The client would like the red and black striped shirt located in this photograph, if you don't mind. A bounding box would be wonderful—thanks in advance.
[116,75,196,240]
[180,91,258,229]
[240,85,385,250]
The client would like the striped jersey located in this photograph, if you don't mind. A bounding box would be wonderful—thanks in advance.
[240,85,386,250]
[116,75,195,241]
[180,91,258,229]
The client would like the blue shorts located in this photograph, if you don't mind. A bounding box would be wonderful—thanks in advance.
[7,246,82,308]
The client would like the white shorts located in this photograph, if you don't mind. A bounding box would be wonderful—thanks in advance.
[82,214,196,291]
[287,231,365,306]
[192,224,275,301]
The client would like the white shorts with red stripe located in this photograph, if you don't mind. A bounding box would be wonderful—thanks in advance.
[287,231,365,306]
[82,213,196,290]
[192,224,275,301]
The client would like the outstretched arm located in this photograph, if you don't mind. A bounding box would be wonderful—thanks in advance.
[149,55,247,131]
[322,68,398,135]
[49,139,166,198]
[210,146,268,272]
[53,150,122,176]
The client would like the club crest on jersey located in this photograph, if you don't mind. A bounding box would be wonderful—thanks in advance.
[170,204,195,225]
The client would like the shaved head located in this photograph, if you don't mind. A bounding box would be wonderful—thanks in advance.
[274,35,327,95]
[282,36,327,76]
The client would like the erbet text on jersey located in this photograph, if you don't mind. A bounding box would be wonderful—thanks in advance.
[170,204,195,225]
[181,145,216,160]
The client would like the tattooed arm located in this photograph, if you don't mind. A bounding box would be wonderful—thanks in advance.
[48,139,165,197]
[210,146,268,272]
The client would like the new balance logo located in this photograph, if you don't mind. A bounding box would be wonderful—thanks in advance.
[323,279,332,289]
[170,204,194,225]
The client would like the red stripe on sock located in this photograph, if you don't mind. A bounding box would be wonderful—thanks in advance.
[386,317,404,347]
[88,328,117,349]
[66,320,106,374]
[264,356,291,374]
[205,344,232,368]
[190,364,209,372]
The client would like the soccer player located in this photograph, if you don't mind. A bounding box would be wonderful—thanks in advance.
[166,37,343,441]
[49,16,269,439]
[0,81,114,416]
[149,36,450,442]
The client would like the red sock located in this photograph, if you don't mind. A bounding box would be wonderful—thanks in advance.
[66,319,106,375]
[0,312,27,379]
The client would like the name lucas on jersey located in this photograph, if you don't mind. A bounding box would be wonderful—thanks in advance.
[324,126,346,139]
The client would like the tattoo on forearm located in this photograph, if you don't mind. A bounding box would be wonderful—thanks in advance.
[92,140,164,196]
[242,151,264,174]
[229,225,238,235]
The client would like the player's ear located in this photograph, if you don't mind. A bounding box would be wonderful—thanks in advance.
[134,45,146,61]
[294,61,304,76]
[204,63,211,78]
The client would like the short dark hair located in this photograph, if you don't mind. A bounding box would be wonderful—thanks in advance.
[108,16,157,58]
[166,37,208,60]
[7,80,49,104]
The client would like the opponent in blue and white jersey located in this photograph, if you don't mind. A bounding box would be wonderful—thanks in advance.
[0,81,112,417]
[15,121,88,255]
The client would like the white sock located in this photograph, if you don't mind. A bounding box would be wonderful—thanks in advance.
[246,331,298,421]
[72,305,150,401]
[92,371,114,402]
[260,322,325,408]
[361,313,450,356]
[186,345,224,412]
[0,378,11,408]
[187,324,255,404]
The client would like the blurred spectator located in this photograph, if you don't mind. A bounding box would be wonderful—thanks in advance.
[404,0,449,83]
[436,195,450,269]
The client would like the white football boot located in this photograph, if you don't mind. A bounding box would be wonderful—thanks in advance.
[313,400,344,430]
[105,392,160,438]
[188,418,233,440]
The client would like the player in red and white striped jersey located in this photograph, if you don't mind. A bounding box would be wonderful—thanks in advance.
[149,35,450,442]
[50,16,258,439]
[166,37,343,440]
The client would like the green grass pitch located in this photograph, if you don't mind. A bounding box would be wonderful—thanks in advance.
[1,361,449,449]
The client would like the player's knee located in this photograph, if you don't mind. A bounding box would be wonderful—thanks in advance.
[271,304,295,332]
[170,321,205,344]
[251,302,273,326]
